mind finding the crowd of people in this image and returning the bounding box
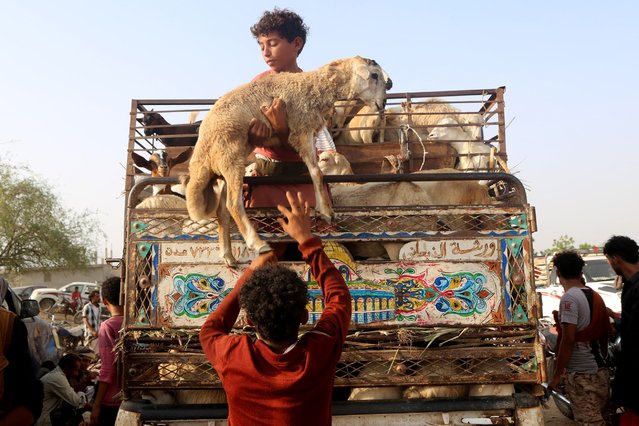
[0,277,123,426]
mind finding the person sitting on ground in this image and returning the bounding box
[548,251,612,425]
[245,8,336,209]
[37,360,57,380]
[37,353,88,426]
[200,192,352,425]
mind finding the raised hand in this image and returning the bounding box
[277,191,313,244]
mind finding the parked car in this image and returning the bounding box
[12,284,47,300]
[536,254,621,317]
[31,281,101,312]
[1,280,60,370]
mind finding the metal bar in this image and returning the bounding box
[496,87,508,159]
[129,172,528,206]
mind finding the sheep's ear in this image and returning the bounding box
[168,147,193,170]
[354,62,371,81]
[132,152,153,171]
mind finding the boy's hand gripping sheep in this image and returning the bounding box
[185,56,391,265]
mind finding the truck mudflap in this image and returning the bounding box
[117,394,542,426]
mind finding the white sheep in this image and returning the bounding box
[384,99,484,143]
[335,105,383,144]
[403,361,469,399]
[428,117,494,171]
[317,151,354,176]
[348,362,405,401]
[330,169,500,260]
[185,57,391,264]
[135,194,186,210]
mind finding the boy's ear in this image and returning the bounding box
[300,308,309,325]
[293,36,303,54]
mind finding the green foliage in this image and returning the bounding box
[542,234,575,256]
[578,243,593,250]
[0,159,99,272]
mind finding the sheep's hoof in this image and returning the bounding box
[258,243,273,254]
[223,254,237,268]
[319,212,334,224]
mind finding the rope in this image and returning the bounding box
[400,124,427,171]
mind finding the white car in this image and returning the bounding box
[536,255,621,318]
[31,281,101,312]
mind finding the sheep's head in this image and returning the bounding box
[428,117,468,142]
[142,110,169,137]
[347,57,391,112]
[318,151,353,176]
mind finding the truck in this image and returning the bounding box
[114,87,545,425]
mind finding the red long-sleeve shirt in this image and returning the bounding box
[199,237,351,426]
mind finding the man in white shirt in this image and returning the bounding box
[82,290,101,350]
[37,353,87,426]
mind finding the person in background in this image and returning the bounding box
[548,251,612,425]
[37,353,87,426]
[37,360,57,380]
[200,192,351,425]
[82,291,101,352]
[245,8,337,209]
[603,235,639,425]
[70,287,82,313]
[0,277,44,425]
[90,277,123,426]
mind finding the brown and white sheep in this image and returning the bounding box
[185,56,391,260]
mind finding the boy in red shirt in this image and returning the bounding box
[200,191,352,425]
[245,8,336,209]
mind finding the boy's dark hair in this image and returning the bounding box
[101,276,121,306]
[89,290,99,299]
[552,251,585,280]
[58,353,81,371]
[250,8,309,54]
[240,264,308,343]
[604,235,639,264]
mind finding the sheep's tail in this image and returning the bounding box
[188,111,199,124]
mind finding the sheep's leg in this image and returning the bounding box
[185,163,213,220]
[294,132,335,223]
[221,167,271,254]
[213,180,236,267]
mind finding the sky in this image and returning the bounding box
[1,1,637,259]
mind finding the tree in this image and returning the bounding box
[578,243,594,251]
[0,159,99,272]
[542,235,575,255]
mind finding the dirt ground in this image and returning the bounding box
[543,399,577,425]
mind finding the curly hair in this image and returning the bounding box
[240,264,308,343]
[552,251,585,280]
[250,8,309,54]
[604,235,639,264]
[101,276,121,307]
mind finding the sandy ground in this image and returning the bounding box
[543,399,577,425]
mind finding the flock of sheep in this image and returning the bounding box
[129,56,513,403]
